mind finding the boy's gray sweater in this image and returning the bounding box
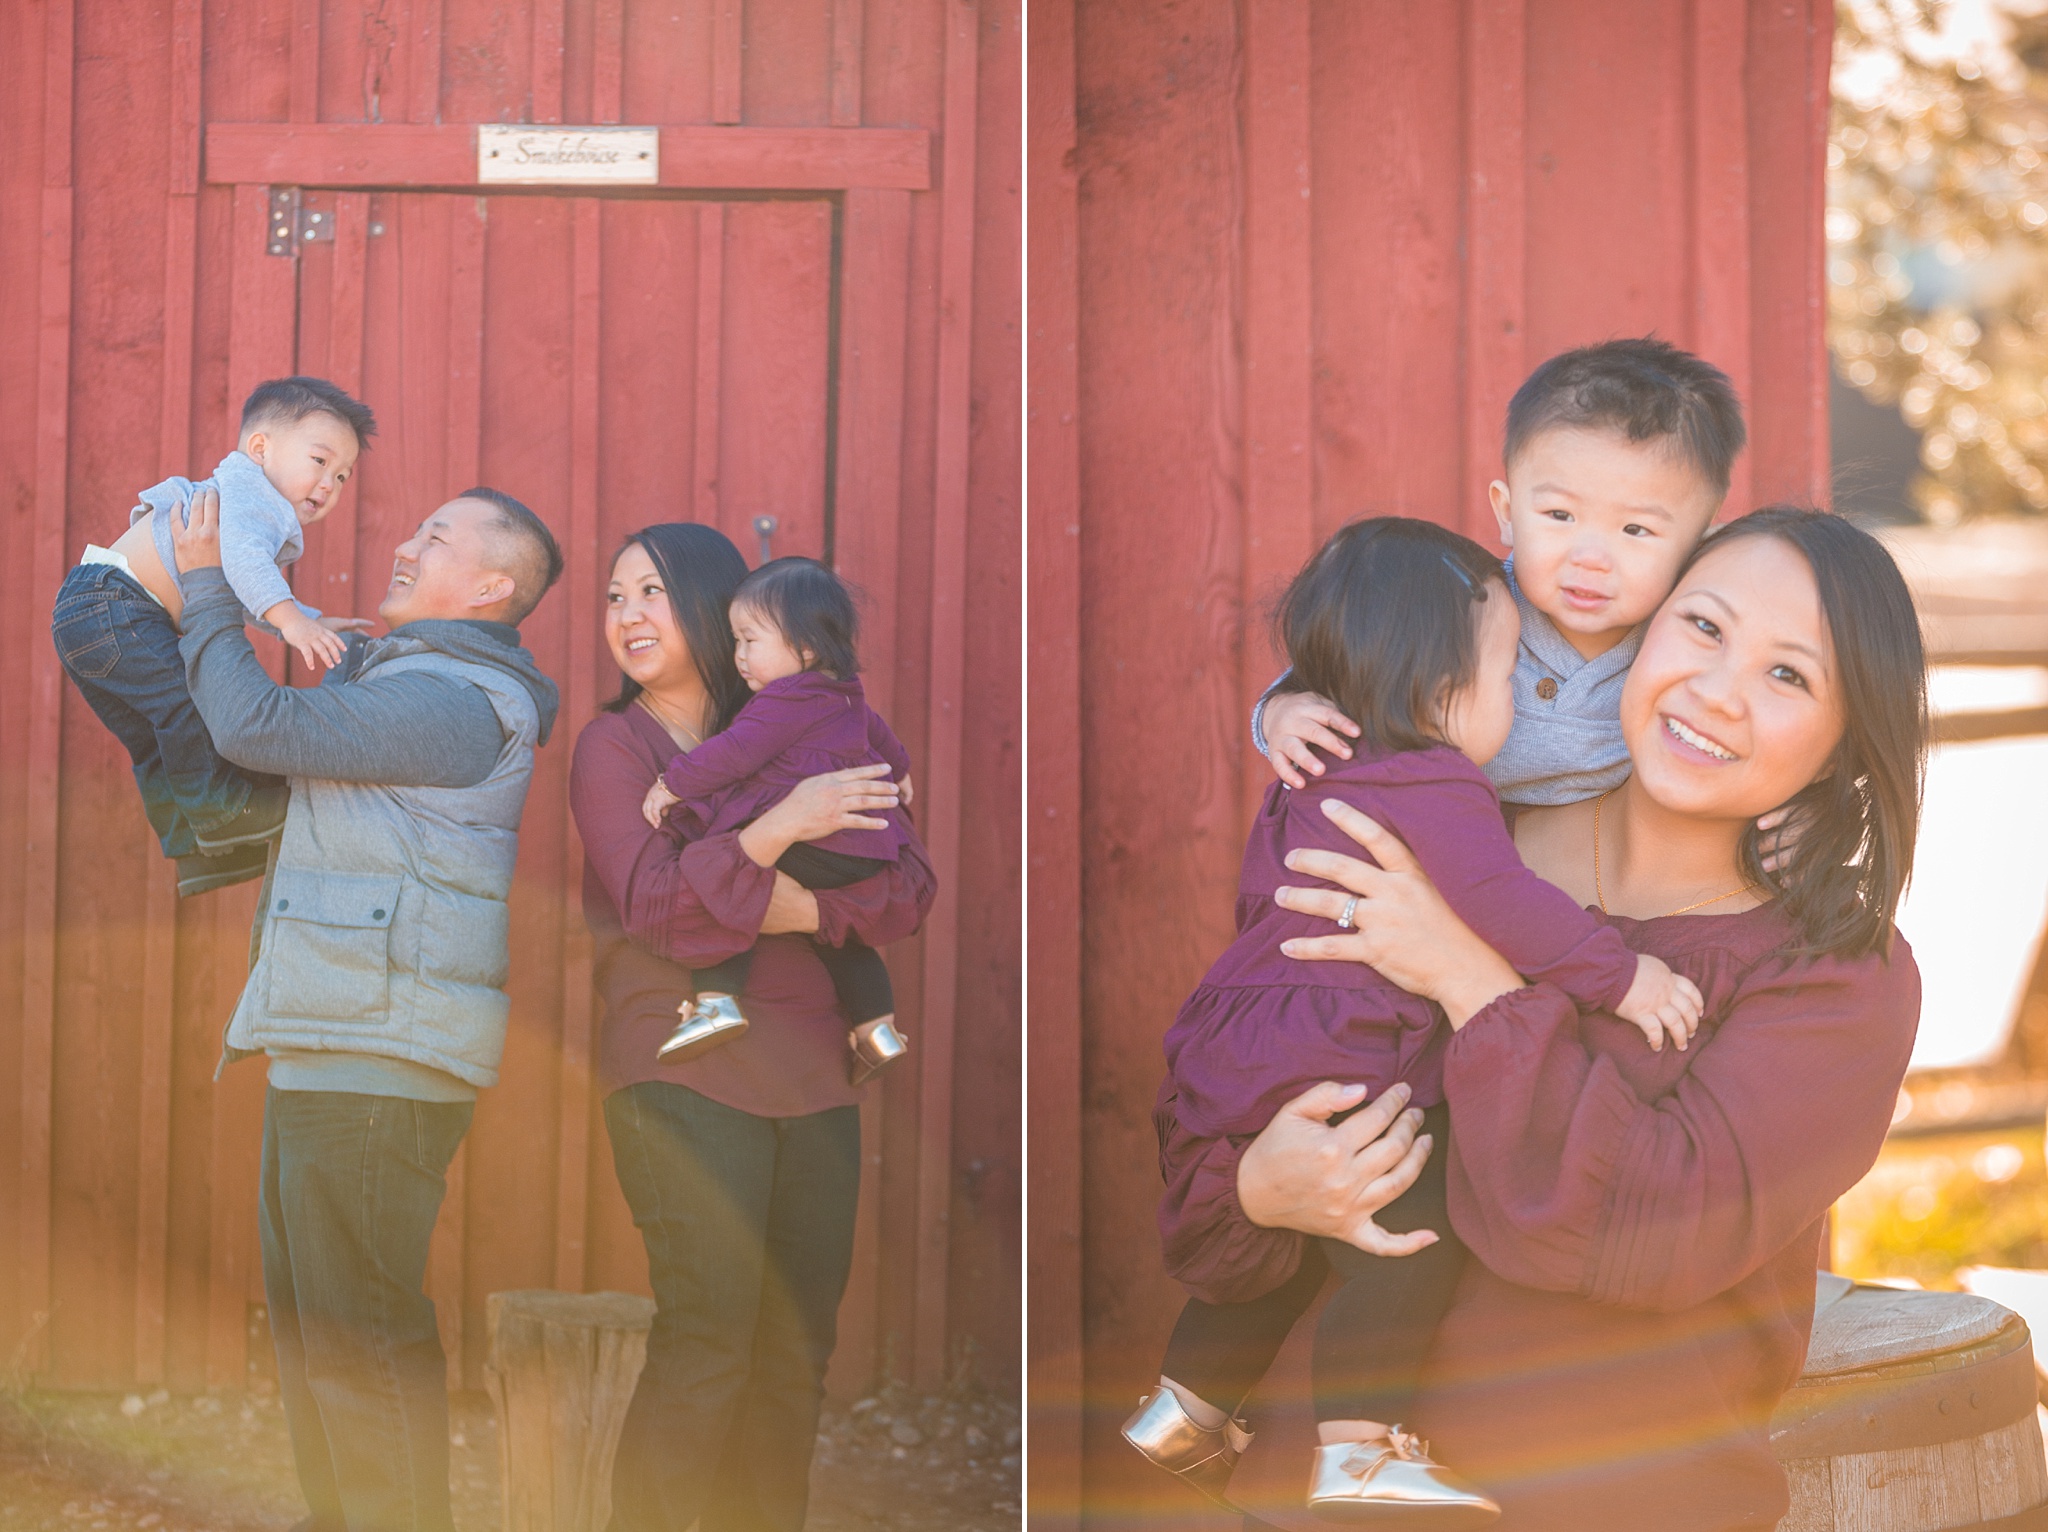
[135,450,319,628]
[179,566,560,1102]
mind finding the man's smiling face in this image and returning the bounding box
[378,498,514,626]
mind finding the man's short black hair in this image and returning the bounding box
[456,486,563,626]
[732,557,862,680]
[240,376,378,448]
[1504,337,1746,494]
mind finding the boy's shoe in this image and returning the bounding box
[176,840,271,898]
[656,992,749,1062]
[1306,1430,1500,1525]
[193,785,290,852]
[847,1016,909,1086]
[1120,1384,1252,1508]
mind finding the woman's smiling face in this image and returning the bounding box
[1620,532,1845,822]
[605,541,693,690]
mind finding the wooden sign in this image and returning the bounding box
[476,125,658,185]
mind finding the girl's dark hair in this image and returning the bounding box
[1272,517,1506,756]
[732,557,861,680]
[601,523,753,735]
[1692,506,1927,960]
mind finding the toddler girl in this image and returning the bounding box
[1128,517,1703,1523]
[641,556,912,1084]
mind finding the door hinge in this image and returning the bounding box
[267,187,336,257]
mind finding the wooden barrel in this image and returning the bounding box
[483,1289,657,1532]
[1772,1275,2048,1531]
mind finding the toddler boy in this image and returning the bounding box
[50,376,376,895]
[1257,338,1745,807]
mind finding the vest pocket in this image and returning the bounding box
[263,867,403,1022]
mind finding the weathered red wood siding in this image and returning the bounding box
[1,0,1018,1399]
[1027,0,1833,1520]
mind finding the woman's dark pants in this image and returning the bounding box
[259,1087,472,1532]
[603,1081,861,1532]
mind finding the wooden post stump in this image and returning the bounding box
[1772,1275,2048,1530]
[484,1290,657,1532]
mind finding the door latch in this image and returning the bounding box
[753,516,778,564]
[267,187,336,257]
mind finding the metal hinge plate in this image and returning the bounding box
[267,187,336,256]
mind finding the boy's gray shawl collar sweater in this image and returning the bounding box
[1482,568,1641,807]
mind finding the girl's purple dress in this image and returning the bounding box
[661,671,910,861]
[1163,742,1642,1139]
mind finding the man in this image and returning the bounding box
[172,485,562,1532]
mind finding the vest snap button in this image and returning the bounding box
[372,909,386,921]
[1535,677,1559,701]
[276,899,289,911]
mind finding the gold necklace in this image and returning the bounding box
[635,692,704,750]
[1593,788,1758,918]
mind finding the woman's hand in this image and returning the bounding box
[1237,1081,1438,1255]
[738,764,901,868]
[1275,798,1523,1027]
[758,871,820,934]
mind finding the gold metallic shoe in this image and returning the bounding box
[1306,1429,1499,1525]
[656,992,749,1062]
[1119,1384,1253,1508]
[847,1016,909,1085]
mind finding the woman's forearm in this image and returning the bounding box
[738,813,799,869]
[1436,947,1526,1028]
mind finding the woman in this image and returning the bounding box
[569,523,934,1532]
[1157,508,1927,1528]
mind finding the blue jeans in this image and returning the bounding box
[602,1082,861,1532]
[259,1087,472,1532]
[50,562,264,858]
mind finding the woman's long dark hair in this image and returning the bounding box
[1271,516,1506,756]
[1696,506,1927,960]
[601,523,753,736]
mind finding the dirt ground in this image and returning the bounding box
[0,1382,1019,1531]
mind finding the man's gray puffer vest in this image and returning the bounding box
[225,623,557,1088]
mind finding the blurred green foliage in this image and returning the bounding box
[1835,1124,2048,1286]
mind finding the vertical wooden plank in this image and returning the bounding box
[1802,0,1831,503]
[553,198,602,1295]
[428,195,486,1387]
[20,0,77,1383]
[310,192,367,618]
[693,206,724,528]
[408,0,443,124]
[822,186,911,1395]
[831,0,864,127]
[1691,0,1751,517]
[713,1,744,124]
[1025,0,1083,1511]
[137,0,205,1368]
[290,0,320,122]
[593,0,625,122]
[1240,0,1314,816]
[910,0,977,1391]
[209,184,299,1389]
[1462,0,1526,544]
[533,0,566,124]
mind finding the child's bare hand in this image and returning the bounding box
[1262,690,1361,789]
[642,777,681,830]
[1755,801,1814,876]
[1616,954,1703,1054]
[319,615,377,636]
[274,609,347,670]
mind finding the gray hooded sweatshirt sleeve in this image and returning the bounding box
[178,567,505,787]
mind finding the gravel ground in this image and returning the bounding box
[0,1382,1019,1531]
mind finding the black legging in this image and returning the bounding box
[1160,1102,1461,1426]
[602,1081,861,1532]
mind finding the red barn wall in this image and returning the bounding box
[1028,0,1833,1519]
[0,0,1018,1398]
